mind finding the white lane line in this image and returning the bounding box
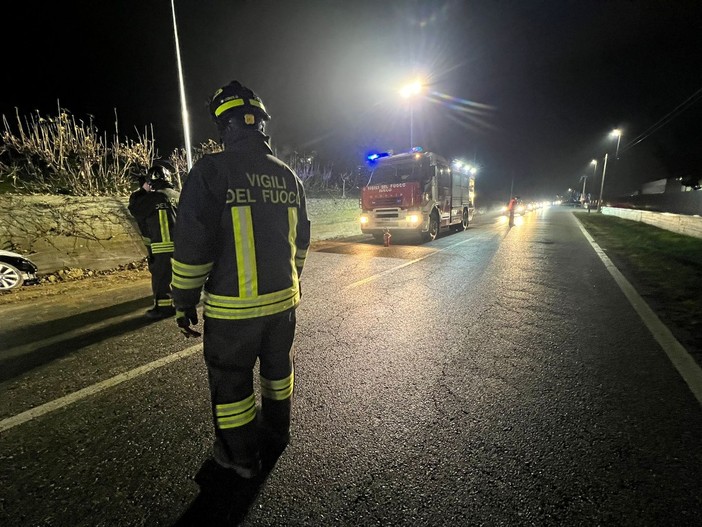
[344,236,477,290]
[0,344,202,434]
[576,220,702,406]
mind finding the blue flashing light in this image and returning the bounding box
[411,146,423,153]
[366,151,391,165]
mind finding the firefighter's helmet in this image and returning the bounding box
[208,80,270,130]
[146,165,172,186]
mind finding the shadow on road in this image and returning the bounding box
[0,307,154,381]
[173,444,286,527]
[1,296,153,349]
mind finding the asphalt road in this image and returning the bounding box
[1,208,701,526]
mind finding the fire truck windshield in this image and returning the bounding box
[369,160,426,185]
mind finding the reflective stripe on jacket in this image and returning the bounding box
[128,187,179,254]
[171,134,311,319]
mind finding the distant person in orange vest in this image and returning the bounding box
[507,196,518,212]
[507,196,519,226]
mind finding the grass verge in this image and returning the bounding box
[576,212,702,355]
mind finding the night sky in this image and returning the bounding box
[3,0,701,203]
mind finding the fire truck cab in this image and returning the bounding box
[359,150,475,242]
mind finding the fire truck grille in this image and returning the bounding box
[372,196,403,207]
[375,208,400,219]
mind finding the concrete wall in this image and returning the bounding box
[0,195,148,274]
[610,189,702,215]
[602,206,702,239]
[0,195,362,275]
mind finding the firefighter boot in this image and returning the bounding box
[213,437,262,480]
[259,397,291,452]
[145,299,176,320]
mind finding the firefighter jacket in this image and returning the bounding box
[171,133,311,320]
[128,186,179,255]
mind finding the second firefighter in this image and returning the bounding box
[128,164,180,320]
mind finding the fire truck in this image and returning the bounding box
[359,149,475,242]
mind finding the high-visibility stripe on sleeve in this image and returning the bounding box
[158,209,171,243]
[295,248,308,269]
[215,394,256,429]
[260,370,294,401]
[288,207,299,286]
[171,259,213,289]
[151,242,174,254]
[232,206,257,298]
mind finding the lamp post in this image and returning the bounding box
[170,0,193,178]
[400,80,423,150]
[611,128,622,159]
[596,153,609,212]
[590,159,597,205]
[580,175,588,205]
[594,129,621,212]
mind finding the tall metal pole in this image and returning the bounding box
[409,103,414,150]
[171,0,193,180]
[615,132,621,160]
[590,159,597,204]
[597,153,609,213]
[580,175,588,204]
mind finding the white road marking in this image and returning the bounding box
[0,344,202,434]
[344,236,477,289]
[576,220,702,406]
[0,231,478,432]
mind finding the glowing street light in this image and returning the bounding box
[400,80,424,149]
[610,128,622,159]
[596,129,622,212]
[399,81,422,98]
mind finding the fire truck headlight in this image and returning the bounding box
[407,214,419,224]
[360,215,369,224]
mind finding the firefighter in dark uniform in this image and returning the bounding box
[128,165,179,320]
[171,80,310,479]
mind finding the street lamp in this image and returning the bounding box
[611,128,622,159]
[590,159,597,204]
[170,0,193,178]
[596,153,609,212]
[400,80,423,150]
[595,129,622,212]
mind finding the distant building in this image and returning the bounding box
[612,176,701,215]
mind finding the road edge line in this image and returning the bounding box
[576,219,702,406]
[0,344,202,434]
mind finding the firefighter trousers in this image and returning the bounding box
[203,310,296,464]
[147,252,173,308]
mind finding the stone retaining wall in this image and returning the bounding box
[1,195,361,275]
[0,195,147,274]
